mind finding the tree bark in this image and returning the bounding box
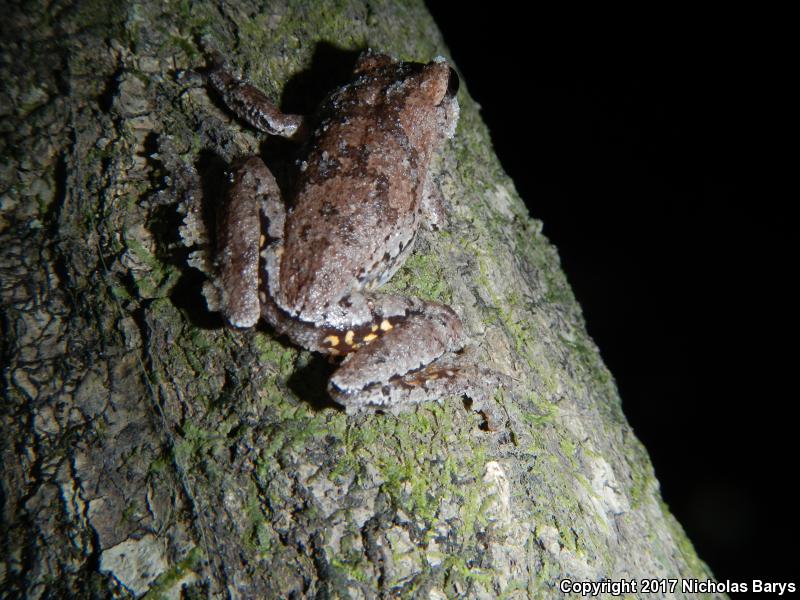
[1,1,721,598]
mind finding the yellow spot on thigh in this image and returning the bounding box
[363,333,378,342]
[371,324,379,332]
[345,330,355,345]
[259,234,266,248]
[380,319,393,331]
[324,335,340,347]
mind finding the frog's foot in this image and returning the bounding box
[312,296,505,413]
[259,292,509,413]
[332,350,510,416]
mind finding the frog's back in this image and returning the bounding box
[276,53,459,322]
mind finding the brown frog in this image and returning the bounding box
[198,50,502,413]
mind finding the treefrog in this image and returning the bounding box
[196,50,502,414]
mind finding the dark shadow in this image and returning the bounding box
[97,66,123,113]
[193,148,229,240]
[278,42,362,115]
[165,149,228,329]
[169,269,224,330]
[259,42,363,202]
[285,352,341,412]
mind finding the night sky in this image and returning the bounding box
[428,6,792,587]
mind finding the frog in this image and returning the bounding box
[195,50,504,414]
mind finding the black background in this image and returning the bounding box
[428,5,793,587]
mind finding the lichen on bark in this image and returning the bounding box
[1,1,721,598]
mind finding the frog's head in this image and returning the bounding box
[354,50,459,101]
[420,56,460,139]
[353,50,461,143]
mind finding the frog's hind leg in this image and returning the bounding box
[326,296,505,413]
[210,156,284,328]
[257,292,506,413]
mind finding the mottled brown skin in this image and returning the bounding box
[278,55,456,323]
[214,157,282,328]
[204,51,503,412]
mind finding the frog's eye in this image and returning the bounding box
[446,67,460,98]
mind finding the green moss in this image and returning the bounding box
[142,546,204,600]
[522,398,557,428]
[623,434,658,509]
[123,231,180,298]
[172,420,231,474]
[499,580,531,599]
[120,500,138,524]
[559,334,613,389]
[240,479,276,557]
[330,556,370,584]
[558,434,577,459]
[452,101,507,191]
[252,334,298,378]
[445,555,496,586]
[109,284,133,301]
[383,250,454,303]
[627,465,652,508]
[328,452,359,481]
[148,452,172,476]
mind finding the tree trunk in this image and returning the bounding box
[1,1,721,598]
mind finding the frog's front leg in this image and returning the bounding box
[206,64,307,140]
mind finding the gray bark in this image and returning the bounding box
[1,1,720,598]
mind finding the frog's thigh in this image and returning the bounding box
[328,299,464,399]
[216,156,282,328]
